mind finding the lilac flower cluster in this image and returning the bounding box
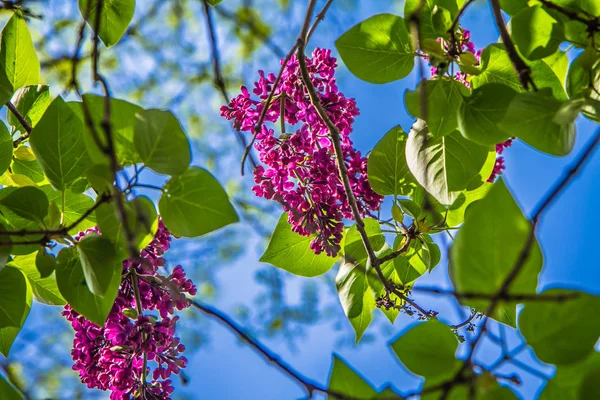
[488,139,514,182]
[63,221,196,399]
[429,30,511,182]
[221,48,382,256]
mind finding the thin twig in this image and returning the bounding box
[6,101,32,146]
[0,192,111,237]
[191,300,375,400]
[201,0,257,170]
[490,0,537,90]
[414,287,581,302]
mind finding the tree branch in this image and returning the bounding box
[6,101,32,146]
[201,0,258,171]
[414,287,581,302]
[490,0,537,90]
[191,300,378,400]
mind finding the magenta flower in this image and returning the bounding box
[221,48,382,256]
[63,221,196,399]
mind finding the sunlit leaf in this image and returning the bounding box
[335,14,413,84]
[259,213,337,277]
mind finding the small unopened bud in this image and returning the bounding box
[122,308,138,319]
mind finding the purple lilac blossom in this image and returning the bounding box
[221,48,382,256]
[63,221,196,399]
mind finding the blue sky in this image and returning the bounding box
[6,1,600,399]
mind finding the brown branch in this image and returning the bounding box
[450,310,478,329]
[295,1,431,319]
[0,192,111,238]
[414,287,581,302]
[490,0,537,90]
[306,0,335,43]
[539,0,599,27]
[447,0,475,56]
[6,101,32,146]
[0,0,41,19]
[191,300,379,400]
[201,0,257,171]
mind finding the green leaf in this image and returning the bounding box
[450,179,543,326]
[0,12,40,105]
[12,252,65,306]
[336,220,384,342]
[0,122,13,176]
[445,182,493,228]
[12,159,45,184]
[134,109,191,176]
[550,0,600,17]
[0,375,21,400]
[39,186,96,234]
[457,83,517,146]
[55,246,120,326]
[336,259,375,343]
[76,94,143,166]
[8,85,50,133]
[29,96,92,190]
[77,234,120,297]
[404,0,437,40]
[391,204,404,222]
[499,0,528,16]
[432,6,453,37]
[398,199,421,219]
[579,361,600,399]
[472,43,567,100]
[367,126,416,196]
[543,51,569,84]
[0,186,48,224]
[499,89,575,156]
[12,146,34,161]
[96,195,157,252]
[0,189,43,255]
[327,355,380,399]
[34,248,56,278]
[78,0,135,47]
[0,266,28,328]
[159,167,238,237]
[511,6,564,60]
[406,121,490,206]
[259,213,337,277]
[0,266,31,357]
[391,320,460,385]
[343,219,385,266]
[335,14,414,84]
[392,235,439,284]
[207,0,223,5]
[405,78,469,138]
[519,289,600,365]
[84,164,113,194]
[540,352,600,399]
[365,244,403,323]
[566,48,600,123]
